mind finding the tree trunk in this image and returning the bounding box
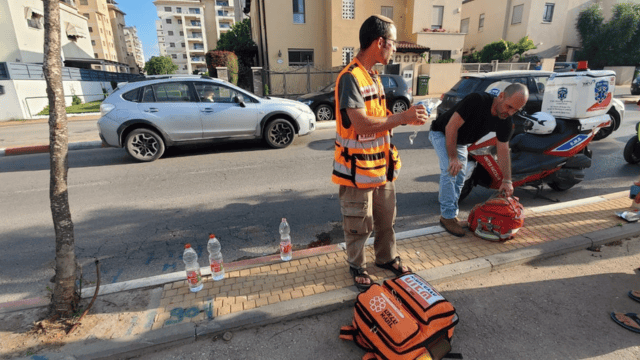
[43,0,79,316]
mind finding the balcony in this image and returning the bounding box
[191,45,205,53]
[217,11,234,18]
[187,21,202,27]
[190,56,205,63]
[215,1,233,8]
[187,34,204,42]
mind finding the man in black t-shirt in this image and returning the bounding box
[429,83,528,237]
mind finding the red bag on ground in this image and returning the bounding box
[467,194,524,241]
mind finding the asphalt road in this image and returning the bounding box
[0,99,639,304]
[138,236,640,360]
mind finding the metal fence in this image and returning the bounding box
[264,64,342,99]
[0,62,142,82]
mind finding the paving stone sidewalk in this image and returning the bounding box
[151,192,634,330]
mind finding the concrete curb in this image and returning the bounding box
[0,140,104,157]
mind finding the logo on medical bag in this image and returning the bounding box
[594,80,608,103]
[370,296,387,313]
[557,87,568,101]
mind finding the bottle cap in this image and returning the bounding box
[184,243,191,249]
[209,234,215,238]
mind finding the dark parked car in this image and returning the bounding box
[297,74,413,121]
[632,74,640,95]
[437,70,624,140]
[553,62,578,73]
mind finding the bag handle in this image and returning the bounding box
[487,190,519,215]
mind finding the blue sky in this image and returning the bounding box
[115,0,160,61]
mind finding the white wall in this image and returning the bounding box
[0,79,113,121]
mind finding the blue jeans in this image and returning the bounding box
[429,130,468,219]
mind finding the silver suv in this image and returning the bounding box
[98,75,316,162]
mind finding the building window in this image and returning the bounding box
[342,0,355,20]
[478,13,485,32]
[26,9,44,29]
[460,18,469,33]
[172,54,177,59]
[80,0,88,4]
[88,26,93,32]
[293,0,305,24]
[543,3,555,22]
[183,54,187,59]
[180,31,184,36]
[288,49,314,66]
[94,53,98,58]
[432,6,444,29]
[177,7,182,13]
[166,19,172,24]
[342,47,354,65]
[189,8,200,14]
[182,42,185,47]
[91,40,96,45]
[168,31,174,36]
[83,13,90,18]
[430,50,451,62]
[512,4,523,24]
[170,42,175,47]
[381,6,393,20]
[164,6,171,11]
[178,19,182,24]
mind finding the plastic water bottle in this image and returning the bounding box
[183,244,203,292]
[207,234,225,281]
[279,218,292,261]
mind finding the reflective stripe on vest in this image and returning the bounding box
[332,58,401,189]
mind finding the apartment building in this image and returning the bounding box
[106,0,135,73]
[460,0,630,62]
[249,0,466,71]
[77,0,131,72]
[124,26,145,72]
[154,0,242,74]
[0,0,95,66]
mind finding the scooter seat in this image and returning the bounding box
[510,119,578,154]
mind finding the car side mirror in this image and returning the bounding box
[234,94,246,107]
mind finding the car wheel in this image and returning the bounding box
[391,99,409,114]
[265,119,295,149]
[593,110,618,141]
[314,104,334,121]
[125,128,165,162]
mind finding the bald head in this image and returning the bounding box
[494,83,529,119]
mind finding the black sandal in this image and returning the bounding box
[349,266,374,292]
[375,256,412,277]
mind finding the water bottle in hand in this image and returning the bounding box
[279,218,292,261]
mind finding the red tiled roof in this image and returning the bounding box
[396,41,430,53]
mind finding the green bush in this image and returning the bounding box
[72,95,82,106]
[206,50,239,85]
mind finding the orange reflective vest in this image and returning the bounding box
[332,58,401,188]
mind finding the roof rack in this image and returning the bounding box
[128,74,215,82]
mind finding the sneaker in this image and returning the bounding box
[440,217,465,237]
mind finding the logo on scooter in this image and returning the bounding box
[594,80,608,103]
[488,88,501,96]
[557,87,568,101]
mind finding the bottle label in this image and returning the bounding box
[186,270,202,285]
[280,242,292,254]
[210,260,224,273]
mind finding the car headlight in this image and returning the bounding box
[299,99,314,106]
[100,103,115,117]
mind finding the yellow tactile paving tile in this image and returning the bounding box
[153,195,634,329]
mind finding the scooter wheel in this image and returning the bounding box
[623,137,640,164]
[548,181,576,192]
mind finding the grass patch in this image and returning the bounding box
[38,100,102,115]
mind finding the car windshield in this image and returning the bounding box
[450,77,482,96]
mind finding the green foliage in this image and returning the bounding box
[576,3,640,67]
[432,58,455,64]
[264,83,269,96]
[110,80,118,90]
[38,100,102,115]
[216,18,258,89]
[144,56,178,75]
[463,36,536,63]
[72,94,82,106]
[206,50,239,85]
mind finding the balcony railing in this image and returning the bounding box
[188,9,201,14]
[219,23,231,29]
[190,21,201,26]
[217,11,234,17]
[190,57,205,62]
[216,1,230,7]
